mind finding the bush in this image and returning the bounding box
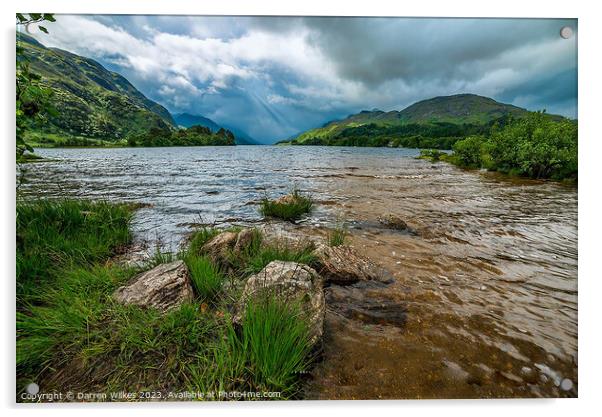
[447,113,578,180]
[259,189,313,221]
[452,135,486,167]
[488,112,577,179]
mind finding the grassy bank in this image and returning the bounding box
[17,200,318,400]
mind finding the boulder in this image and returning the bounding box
[234,261,325,346]
[201,231,238,263]
[233,228,258,254]
[258,224,319,251]
[113,260,193,313]
[313,244,394,285]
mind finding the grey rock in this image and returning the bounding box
[113,260,193,313]
[201,231,238,261]
[233,228,258,254]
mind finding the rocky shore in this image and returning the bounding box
[113,225,398,358]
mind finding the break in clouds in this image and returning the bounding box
[29,15,578,143]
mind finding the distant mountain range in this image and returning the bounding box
[289,94,564,145]
[173,113,259,145]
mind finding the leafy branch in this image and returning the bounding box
[16,13,56,162]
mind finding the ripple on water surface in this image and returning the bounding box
[20,145,577,398]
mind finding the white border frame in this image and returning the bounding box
[2,1,599,416]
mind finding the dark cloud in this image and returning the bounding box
[31,15,577,143]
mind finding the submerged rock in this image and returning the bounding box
[377,214,410,231]
[326,282,407,327]
[313,244,394,285]
[112,260,193,313]
[234,260,325,346]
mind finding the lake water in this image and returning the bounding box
[19,145,578,398]
[19,146,419,250]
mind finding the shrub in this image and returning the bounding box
[488,112,577,179]
[418,149,446,162]
[452,135,486,167]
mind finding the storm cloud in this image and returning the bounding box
[27,15,577,143]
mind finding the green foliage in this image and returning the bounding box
[418,149,447,162]
[260,189,313,221]
[16,264,135,371]
[187,226,221,255]
[16,200,133,303]
[16,14,56,161]
[127,125,235,147]
[191,227,316,276]
[291,123,470,149]
[243,243,317,276]
[185,255,225,302]
[452,135,487,168]
[449,112,578,180]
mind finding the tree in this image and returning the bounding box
[16,13,56,161]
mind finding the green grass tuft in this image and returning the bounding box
[186,226,220,255]
[238,296,314,394]
[244,243,317,275]
[185,255,226,303]
[327,223,348,247]
[259,188,313,222]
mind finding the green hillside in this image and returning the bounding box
[18,33,175,143]
[288,94,563,149]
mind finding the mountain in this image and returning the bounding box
[291,94,561,145]
[173,112,259,145]
[173,113,221,132]
[18,33,174,141]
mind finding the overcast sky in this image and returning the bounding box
[29,15,577,143]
